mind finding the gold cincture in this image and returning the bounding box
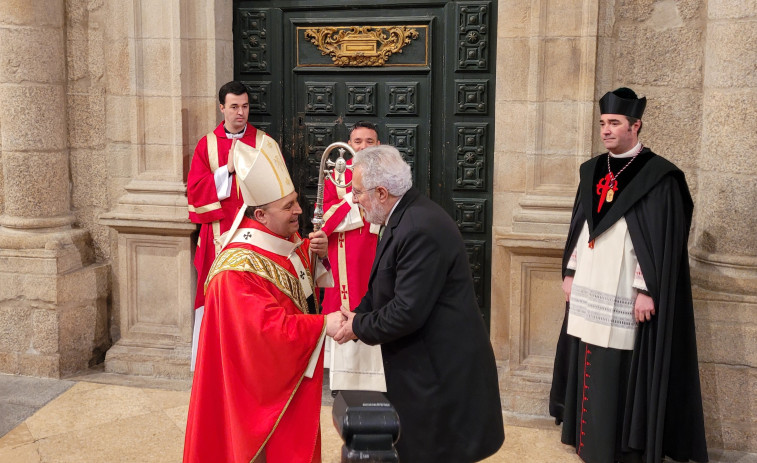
[304,26,419,67]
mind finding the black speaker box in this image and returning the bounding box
[332,390,401,462]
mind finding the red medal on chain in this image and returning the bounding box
[595,173,618,213]
[595,144,643,213]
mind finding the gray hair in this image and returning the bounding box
[352,145,412,196]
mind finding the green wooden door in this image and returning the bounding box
[233,0,496,326]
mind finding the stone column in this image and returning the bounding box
[99,0,232,379]
[0,1,108,377]
[492,0,600,421]
[689,2,757,452]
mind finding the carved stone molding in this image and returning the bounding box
[100,180,196,379]
[304,26,419,67]
[512,195,574,235]
[689,248,757,296]
[100,181,197,234]
[103,231,193,379]
[493,229,566,419]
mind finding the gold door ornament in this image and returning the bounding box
[304,26,419,67]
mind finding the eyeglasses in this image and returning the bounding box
[352,187,377,198]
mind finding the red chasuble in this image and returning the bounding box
[320,159,378,314]
[186,122,258,309]
[184,219,326,463]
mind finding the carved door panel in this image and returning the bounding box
[291,23,432,213]
[233,1,496,326]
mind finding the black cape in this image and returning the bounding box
[549,149,708,463]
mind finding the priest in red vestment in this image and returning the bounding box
[184,136,344,463]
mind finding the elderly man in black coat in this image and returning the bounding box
[334,145,505,462]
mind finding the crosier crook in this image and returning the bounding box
[311,142,357,313]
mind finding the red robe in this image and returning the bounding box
[320,160,378,314]
[187,122,258,309]
[184,218,326,463]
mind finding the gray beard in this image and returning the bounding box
[359,199,387,225]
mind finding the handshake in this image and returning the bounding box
[325,306,358,344]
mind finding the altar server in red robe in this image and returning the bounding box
[184,136,344,463]
[187,81,265,369]
[321,121,385,393]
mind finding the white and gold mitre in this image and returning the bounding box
[234,134,294,206]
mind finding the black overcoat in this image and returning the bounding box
[353,188,505,463]
[549,151,708,463]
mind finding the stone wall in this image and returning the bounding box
[493,0,757,454]
[0,0,234,379]
[691,1,757,452]
[0,0,754,455]
[0,0,109,377]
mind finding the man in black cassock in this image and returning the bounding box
[549,88,708,463]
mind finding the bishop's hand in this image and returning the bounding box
[325,312,346,338]
[308,230,328,258]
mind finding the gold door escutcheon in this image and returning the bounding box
[304,26,419,67]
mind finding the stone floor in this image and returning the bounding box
[0,371,754,463]
[0,375,75,438]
